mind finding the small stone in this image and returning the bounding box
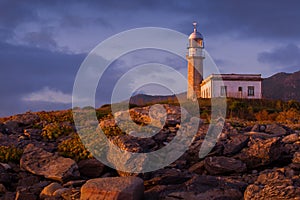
[259,125,266,132]
[0,163,11,170]
[40,182,63,199]
[282,133,299,144]
[63,180,86,188]
[53,188,71,197]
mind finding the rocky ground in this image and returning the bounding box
[0,105,299,199]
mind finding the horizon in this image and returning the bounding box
[1,0,300,116]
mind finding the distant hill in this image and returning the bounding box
[129,94,180,106]
[263,70,300,101]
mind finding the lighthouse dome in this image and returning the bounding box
[189,30,203,40]
[189,22,203,40]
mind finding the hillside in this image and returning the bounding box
[263,70,300,101]
[0,103,299,199]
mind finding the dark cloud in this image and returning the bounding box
[258,44,300,67]
[0,41,85,116]
[2,0,300,41]
[0,1,37,28]
[1,0,300,116]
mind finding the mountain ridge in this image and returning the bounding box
[263,70,300,101]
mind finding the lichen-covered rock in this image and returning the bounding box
[236,137,282,169]
[80,177,144,200]
[20,144,80,182]
[244,168,300,200]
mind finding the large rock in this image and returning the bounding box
[244,168,300,199]
[20,144,79,182]
[107,134,158,177]
[80,177,144,200]
[179,175,247,199]
[223,134,249,155]
[78,159,106,178]
[145,168,192,187]
[265,123,287,136]
[204,156,247,175]
[236,137,282,169]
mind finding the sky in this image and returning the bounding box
[0,0,300,116]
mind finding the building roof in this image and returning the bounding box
[201,74,262,85]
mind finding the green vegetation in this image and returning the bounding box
[42,122,74,140]
[58,134,93,161]
[37,110,74,124]
[101,125,124,136]
[0,146,23,163]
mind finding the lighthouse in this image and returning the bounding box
[187,22,205,100]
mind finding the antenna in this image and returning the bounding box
[193,22,197,31]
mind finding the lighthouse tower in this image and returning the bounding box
[187,22,205,100]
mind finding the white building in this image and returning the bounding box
[200,74,262,99]
[187,23,262,100]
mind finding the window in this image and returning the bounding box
[238,87,242,92]
[248,86,254,96]
[220,86,227,96]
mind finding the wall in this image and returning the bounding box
[201,79,262,99]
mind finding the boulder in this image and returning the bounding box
[204,156,247,175]
[107,135,158,177]
[223,134,249,155]
[184,175,247,196]
[20,144,80,182]
[244,168,300,199]
[236,137,282,169]
[80,177,144,200]
[145,168,192,187]
[78,159,106,178]
[265,124,287,136]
